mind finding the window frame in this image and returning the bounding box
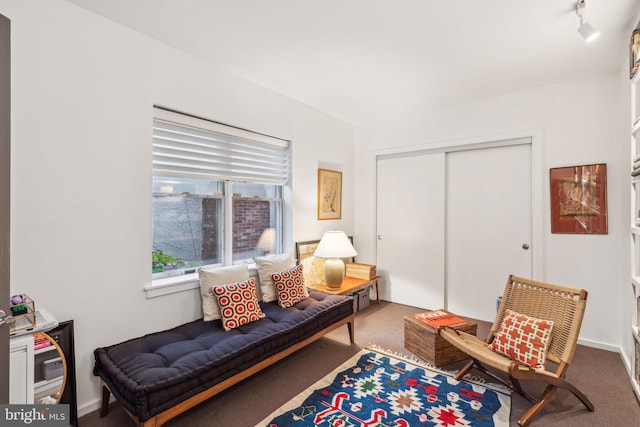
[151,186,225,280]
[146,107,291,298]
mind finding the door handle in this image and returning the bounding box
[522,243,530,250]
[377,235,382,240]
[0,309,13,325]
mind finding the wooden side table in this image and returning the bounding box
[311,276,380,304]
[404,310,477,366]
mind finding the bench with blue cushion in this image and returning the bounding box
[93,289,354,426]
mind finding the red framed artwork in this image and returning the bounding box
[550,164,607,234]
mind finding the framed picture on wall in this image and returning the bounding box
[630,24,640,79]
[550,163,607,234]
[317,168,342,220]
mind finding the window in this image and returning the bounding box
[152,107,290,279]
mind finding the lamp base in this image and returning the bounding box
[324,258,345,290]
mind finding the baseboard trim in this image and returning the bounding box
[564,339,633,393]
[78,396,113,419]
[577,337,619,353]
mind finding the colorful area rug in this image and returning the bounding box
[259,347,510,427]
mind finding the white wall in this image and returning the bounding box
[354,73,626,351]
[4,0,637,416]
[1,0,354,415]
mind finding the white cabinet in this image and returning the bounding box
[9,319,66,405]
[9,334,34,404]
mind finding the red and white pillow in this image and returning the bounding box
[211,278,265,331]
[489,309,554,369]
[272,264,309,308]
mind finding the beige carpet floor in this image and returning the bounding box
[81,301,640,426]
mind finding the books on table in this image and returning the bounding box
[413,309,466,328]
[345,263,376,280]
[33,332,53,351]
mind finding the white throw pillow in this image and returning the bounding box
[253,253,295,303]
[198,263,249,321]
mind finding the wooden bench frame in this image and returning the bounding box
[100,313,355,427]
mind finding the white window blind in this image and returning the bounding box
[153,107,290,185]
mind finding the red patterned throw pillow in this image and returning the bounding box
[272,264,309,308]
[489,309,554,369]
[212,279,265,331]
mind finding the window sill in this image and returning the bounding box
[145,264,260,298]
[145,273,200,298]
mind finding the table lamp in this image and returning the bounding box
[313,231,357,290]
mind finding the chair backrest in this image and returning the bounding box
[491,275,588,367]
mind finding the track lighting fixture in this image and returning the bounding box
[576,0,599,42]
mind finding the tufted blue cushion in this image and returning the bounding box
[93,290,352,421]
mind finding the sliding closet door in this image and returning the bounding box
[446,143,532,321]
[376,152,445,309]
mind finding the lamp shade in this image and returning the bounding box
[313,231,357,259]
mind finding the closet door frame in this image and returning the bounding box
[371,130,544,292]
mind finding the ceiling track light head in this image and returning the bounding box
[575,0,599,42]
[578,22,599,42]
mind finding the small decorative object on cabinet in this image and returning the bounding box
[630,18,640,402]
[8,294,36,333]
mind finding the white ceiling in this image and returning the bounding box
[66,0,639,125]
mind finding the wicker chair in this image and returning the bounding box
[438,275,594,426]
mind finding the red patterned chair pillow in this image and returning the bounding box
[272,264,309,308]
[489,309,554,369]
[212,278,265,331]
